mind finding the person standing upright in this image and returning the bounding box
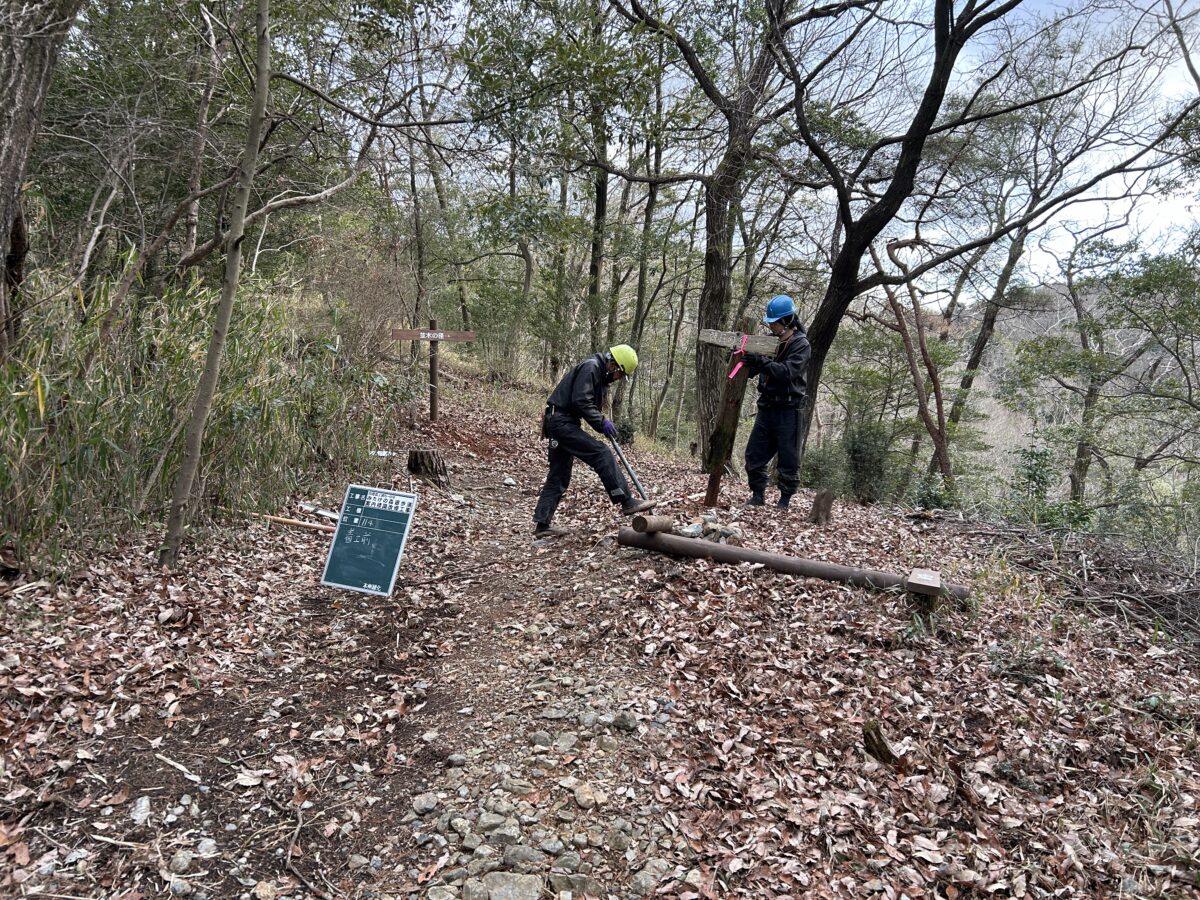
[738,295,811,509]
[533,345,655,536]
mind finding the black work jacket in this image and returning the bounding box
[746,327,811,409]
[546,354,610,432]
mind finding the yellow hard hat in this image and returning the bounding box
[609,344,638,374]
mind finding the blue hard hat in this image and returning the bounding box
[763,294,796,323]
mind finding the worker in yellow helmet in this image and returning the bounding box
[533,345,655,536]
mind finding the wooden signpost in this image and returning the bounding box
[698,323,778,506]
[390,319,476,422]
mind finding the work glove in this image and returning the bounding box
[602,418,617,438]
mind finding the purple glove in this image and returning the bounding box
[602,419,617,438]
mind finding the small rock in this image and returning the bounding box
[501,777,535,796]
[595,734,619,752]
[169,878,192,896]
[503,844,547,867]
[573,784,597,810]
[463,880,489,900]
[541,706,571,720]
[413,793,439,815]
[482,871,543,900]
[130,796,152,825]
[613,711,638,732]
[503,477,518,487]
[252,883,277,900]
[491,823,522,846]
[169,850,194,874]
[605,830,631,852]
[447,754,468,768]
[530,730,553,747]
[478,812,506,832]
[348,854,370,869]
[630,858,672,896]
[426,888,456,900]
[554,851,581,872]
[553,732,578,752]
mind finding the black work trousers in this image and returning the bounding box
[745,405,800,497]
[533,414,631,526]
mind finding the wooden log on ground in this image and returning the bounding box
[263,514,335,533]
[617,527,971,600]
[631,514,674,534]
[408,448,450,488]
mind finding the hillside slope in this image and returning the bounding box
[1,372,1197,899]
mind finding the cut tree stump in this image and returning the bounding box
[408,448,450,488]
[809,488,834,525]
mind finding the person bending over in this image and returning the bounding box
[533,344,655,536]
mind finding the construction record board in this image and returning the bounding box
[321,485,417,596]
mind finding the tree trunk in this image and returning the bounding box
[586,101,608,353]
[550,164,570,378]
[408,135,428,363]
[161,0,271,568]
[672,351,690,453]
[933,227,1028,476]
[1069,381,1101,502]
[179,10,223,264]
[3,209,27,348]
[650,280,688,440]
[796,0,978,453]
[0,0,86,358]
[695,161,746,461]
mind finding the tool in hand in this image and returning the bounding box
[608,435,649,500]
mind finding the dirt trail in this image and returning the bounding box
[1,395,704,900]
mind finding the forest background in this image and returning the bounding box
[2,0,1200,570]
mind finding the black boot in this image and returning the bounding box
[777,493,792,509]
[745,492,765,507]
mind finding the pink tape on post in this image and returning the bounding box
[728,334,749,379]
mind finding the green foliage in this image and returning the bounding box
[842,417,893,505]
[0,273,412,570]
[1005,446,1092,530]
[800,442,848,495]
[914,472,957,510]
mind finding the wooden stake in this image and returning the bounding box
[703,317,755,506]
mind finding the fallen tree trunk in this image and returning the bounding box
[617,527,970,600]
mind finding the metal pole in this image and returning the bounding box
[609,435,648,500]
[617,528,971,600]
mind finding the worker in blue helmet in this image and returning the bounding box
[734,295,811,508]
